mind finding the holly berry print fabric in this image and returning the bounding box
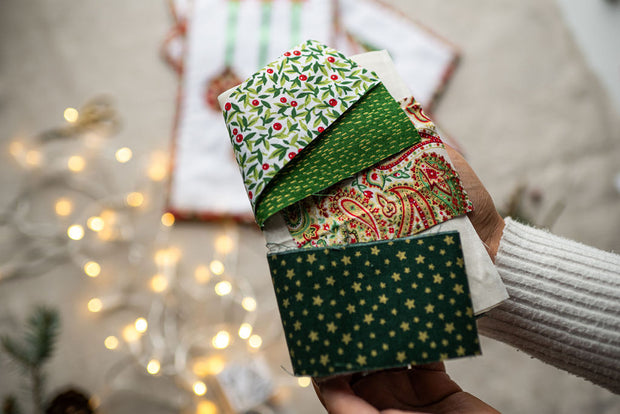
[222,40,380,215]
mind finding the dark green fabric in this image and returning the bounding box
[255,83,420,226]
[267,232,480,377]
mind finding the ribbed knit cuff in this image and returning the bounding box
[478,217,620,394]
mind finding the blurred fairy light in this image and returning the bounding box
[161,212,175,227]
[115,147,133,163]
[83,261,101,278]
[147,359,161,375]
[122,324,140,342]
[134,317,148,333]
[126,192,144,207]
[67,155,85,172]
[87,216,105,232]
[193,381,207,396]
[150,274,168,293]
[297,377,311,388]
[214,234,234,254]
[63,107,79,123]
[192,356,226,377]
[238,323,252,339]
[55,198,73,216]
[67,224,85,240]
[154,247,181,266]
[87,298,103,313]
[9,141,24,158]
[147,152,168,182]
[25,150,42,167]
[214,281,232,296]
[248,334,262,349]
[212,331,230,349]
[241,297,257,312]
[104,335,119,350]
[196,400,217,414]
[209,260,224,275]
[194,265,211,284]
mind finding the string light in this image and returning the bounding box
[150,274,168,293]
[9,141,24,158]
[25,150,42,167]
[134,317,148,333]
[241,297,257,312]
[87,216,105,232]
[192,356,226,377]
[147,151,168,182]
[55,198,73,216]
[248,334,262,349]
[104,335,119,350]
[194,265,211,284]
[87,298,103,313]
[67,224,84,240]
[297,377,311,388]
[214,234,234,254]
[212,331,230,349]
[122,324,140,342]
[193,381,207,396]
[146,359,161,375]
[67,155,85,172]
[209,260,225,275]
[114,147,133,163]
[196,400,218,414]
[214,281,232,296]
[161,212,175,227]
[238,323,252,339]
[126,192,144,207]
[64,107,79,123]
[83,261,101,278]
[154,248,181,266]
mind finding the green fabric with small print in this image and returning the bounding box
[266,231,480,377]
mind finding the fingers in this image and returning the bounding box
[315,376,379,414]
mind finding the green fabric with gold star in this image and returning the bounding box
[267,231,480,377]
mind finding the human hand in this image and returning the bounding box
[314,362,498,413]
[444,146,505,261]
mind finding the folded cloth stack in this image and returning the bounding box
[219,40,508,377]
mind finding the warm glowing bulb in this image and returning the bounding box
[122,324,140,342]
[154,248,181,265]
[67,224,84,240]
[212,331,230,349]
[87,216,104,232]
[67,155,85,172]
[147,359,161,375]
[297,377,311,388]
[241,297,257,312]
[55,198,73,216]
[196,400,218,414]
[209,260,224,275]
[214,281,232,296]
[9,141,24,158]
[150,274,168,292]
[193,381,207,396]
[83,261,101,277]
[126,192,144,207]
[115,147,133,163]
[194,265,211,284]
[134,317,148,333]
[161,212,175,227]
[248,334,262,349]
[88,298,103,313]
[104,335,119,350]
[147,163,167,181]
[64,107,79,123]
[193,356,226,377]
[238,323,252,339]
[214,235,234,254]
[25,150,42,166]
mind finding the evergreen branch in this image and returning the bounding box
[25,306,60,365]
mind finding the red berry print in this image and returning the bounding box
[330,74,338,80]
[291,101,298,107]
[363,191,372,198]
[232,128,238,135]
[288,152,296,159]
[273,122,282,130]
[249,191,253,199]
[297,147,303,153]
[262,163,269,170]
[224,102,231,111]
[267,68,273,74]
[280,97,287,103]
[318,126,325,133]
[284,52,291,57]
[327,56,335,63]
[329,99,338,106]
[252,100,259,106]
[235,134,243,143]
[293,50,301,56]
[299,74,307,81]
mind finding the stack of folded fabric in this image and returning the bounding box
[219,40,507,377]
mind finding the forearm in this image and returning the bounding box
[477,217,620,394]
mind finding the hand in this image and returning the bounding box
[314,363,499,413]
[444,146,505,261]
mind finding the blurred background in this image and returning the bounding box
[0,0,619,413]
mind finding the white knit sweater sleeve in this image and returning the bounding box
[477,217,620,394]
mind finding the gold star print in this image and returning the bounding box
[456,257,464,268]
[370,350,377,357]
[445,323,455,334]
[331,260,337,267]
[346,303,356,314]
[286,269,295,279]
[384,258,390,265]
[428,264,435,270]
[293,321,302,331]
[380,282,386,288]
[280,259,286,266]
[357,272,365,279]
[433,274,443,284]
[356,355,367,366]
[326,276,335,286]
[396,351,407,362]
[382,343,389,350]
[306,270,313,277]
[308,331,319,342]
[320,354,330,366]
[439,249,446,255]
[296,256,302,263]
[443,235,454,245]
[312,295,324,306]
[456,346,466,356]
[326,322,337,333]
[295,292,304,301]
[400,322,410,332]
[405,299,415,309]
[425,303,435,313]
[389,330,396,337]
[364,260,371,266]
[343,270,350,277]
[306,253,317,264]
[378,294,388,304]
[453,284,464,294]
[391,272,401,282]
[371,304,378,311]
[415,254,425,264]
[366,285,373,292]
[363,313,375,325]
[352,282,362,292]
[370,246,380,255]
[342,333,352,344]
[396,251,407,260]
[323,249,329,255]
[404,267,410,274]
[428,245,435,251]
[355,251,362,257]
[418,331,429,342]
[283,299,290,308]
[374,269,381,275]
[466,307,473,318]
[313,283,320,290]
[341,255,351,265]
[426,322,433,329]
[391,308,398,315]
[446,261,453,267]
[318,313,325,320]
[319,265,325,271]
[440,353,449,360]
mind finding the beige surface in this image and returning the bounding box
[1,0,619,413]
